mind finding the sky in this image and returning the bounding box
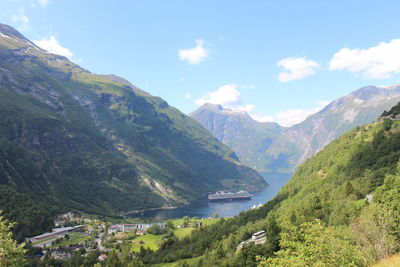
[1,0,400,127]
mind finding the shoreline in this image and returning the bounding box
[121,206,178,218]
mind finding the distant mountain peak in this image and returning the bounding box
[0,23,38,48]
[192,83,400,173]
[193,103,252,118]
[349,84,400,100]
[377,84,400,90]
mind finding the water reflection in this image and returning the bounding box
[129,172,291,221]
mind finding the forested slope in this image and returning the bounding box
[0,23,265,238]
[144,103,400,266]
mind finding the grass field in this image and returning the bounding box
[131,234,163,252]
[32,236,58,246]
[173,228,193,239]
[51,232,93,248]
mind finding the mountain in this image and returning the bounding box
[189,104,283,169]
[191,85,400,173]
[143,103,400,266]
[0,24,265,236]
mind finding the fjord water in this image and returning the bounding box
[130,172,292,221]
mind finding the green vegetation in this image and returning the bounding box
[131,234,163,252]
[153,256,204,267]
[0,185,54,240]
[169,217,220,227]
[173,228,193,239]
[136,113,400,266]
[382,101,400,117]
[0,23,265,238]
[259,220,364,267]
[0,214,26,267]
[50,232,93,248]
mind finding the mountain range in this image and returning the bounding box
[191,85,400,173]
[0,24,265,236]
[144,99,400,267]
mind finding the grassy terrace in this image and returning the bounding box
[173,228,193,239]
[50,232,94,248]
[130,217,220,253]
[131,234,163,252]
[32,236,58,246]
[130,229,196,252]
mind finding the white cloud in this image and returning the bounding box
[179,39,208,65]
[38,0,50,7]
[237,104,255,113]
[277,57,320,82]
[194,84,255,113]
[329,39,400,79]
[185,92,192,99]
[33,36,74,60]
[194,83,330,127]
[252,100,330,127]
[12,12,30,32]
[195,84,242,106]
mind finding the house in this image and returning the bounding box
[252,230,266,245]
[377,114,400,123]
[108,223,165,234]
[136,230,145,235]
[87,227,94,235]
[52,251,71,260]
[98,254,108,261]
[236,230,267,251]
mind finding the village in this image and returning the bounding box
[24,211,267,262]
[24,212,225,261]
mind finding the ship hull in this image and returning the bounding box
[208,195,253,201]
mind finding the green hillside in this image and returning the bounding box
[143,103,400,266]
[0,24,265,238]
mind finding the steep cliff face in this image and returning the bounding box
[0,23,266,226]
[190,104,283,169]
[191,86,400,173]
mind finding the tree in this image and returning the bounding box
[182,216,190,227]
[106,249,121,267]
[351,203,398,263]
[213,212,219,219]
[0,213,26,267]
[147,225,161,235]
[165,220,175,230]
[345,181,355,196]
[259,220,365,267]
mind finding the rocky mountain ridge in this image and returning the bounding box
[191,85,400,173]
[0,23,266,235]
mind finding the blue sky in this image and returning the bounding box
[1,0,400,126]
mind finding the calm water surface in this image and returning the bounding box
[130,172,292,221]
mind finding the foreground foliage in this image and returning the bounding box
[260,220,364,267]
[0,214,26,267]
